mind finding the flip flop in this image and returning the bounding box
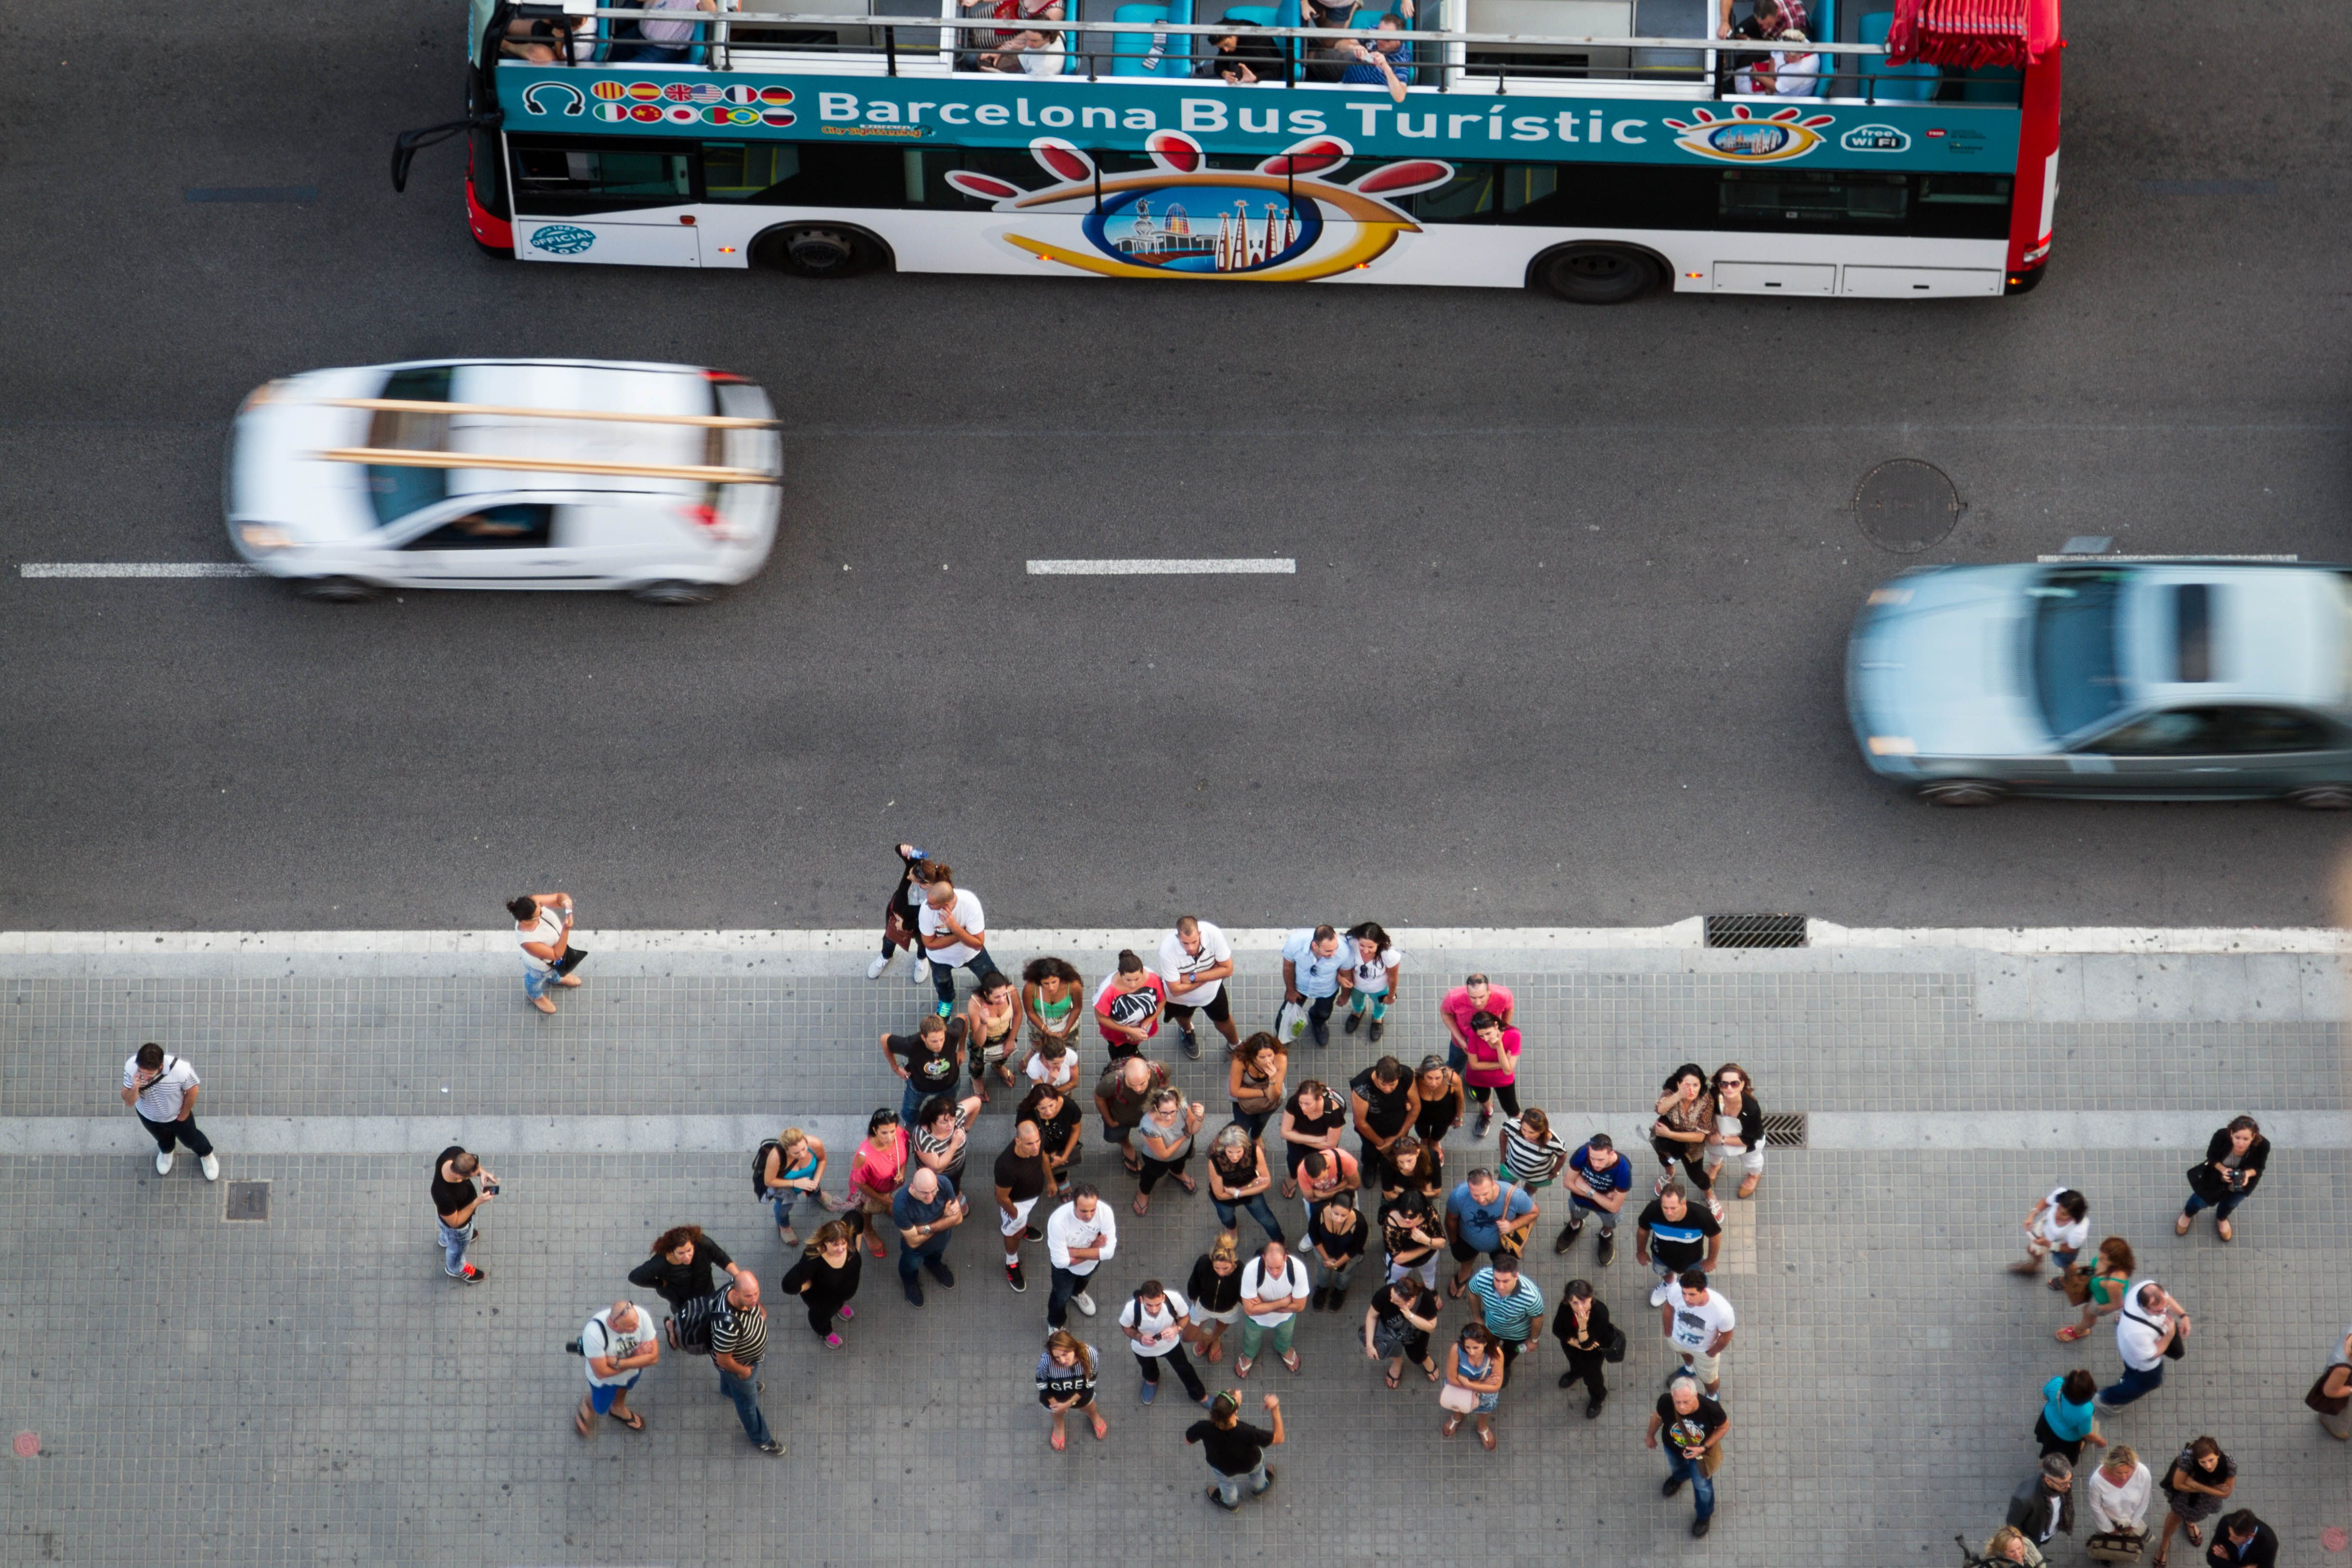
[574,1403,595,1438]
[1174,1174,1197,1194]
[1281,1351,1300,1374]
[1384,1369,1401,1389]
[1478,1427,1496,1451]
[1442,1415,1462,1438]
[1424,1361,1441,1382]
[1090,1416,1109,1441]
[1279,1181,1298,1199]
[2056,1324,2088,1342]
[1050,1428,1066,1451]
[610,1409,645,1432]
[1133,1194,1150,1216]
[1204,1343,1223,1363]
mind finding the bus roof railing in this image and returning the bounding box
[568,8,1897,51]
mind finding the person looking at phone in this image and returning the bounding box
[433,1145,495,1284]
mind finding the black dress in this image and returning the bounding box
[781,1248,865,1336]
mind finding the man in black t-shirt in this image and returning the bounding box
[1647,1376,1729,1538]
[1018,1083,1084,1177]
[993,1119,1057,1294]
[1349,1057,1418,1177]
[882,1013,968,1127]
[1635,1183,1722,1305]
[1185,1390,1286,1510]
[432,1145,495,1284]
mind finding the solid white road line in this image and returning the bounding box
[1025,558,1295,575]
[5,1110,2345,1157]
[17,562,260,579]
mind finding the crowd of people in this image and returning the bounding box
[110,850,2351,1541]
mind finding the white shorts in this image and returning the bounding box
[1707,1135,1765,1174]
[1387,1256,1439,1290]
[999,1196,1038,1237]
[1191,1302,1240,1326]
[1678,1346,1723,1386]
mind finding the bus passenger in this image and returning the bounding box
[1210,23,1283,82]
[1341,15,1412,102]
[1767,29,1822,94]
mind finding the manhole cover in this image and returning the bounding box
[223,1180,270,1222]
[1854,459,1962,552]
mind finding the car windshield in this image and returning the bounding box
[2031,570,2128,739]
[365,366,453,527]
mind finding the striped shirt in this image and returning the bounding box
[711,1301,768,1368]
[1499,1119,1569,1187]
[1466,1267,1545,1342]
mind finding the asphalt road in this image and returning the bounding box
[3,2,2350,931]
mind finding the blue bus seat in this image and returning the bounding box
[1858,9,1939,100]
[1221,4,1277,21]
[1956,64,2022,102]
[1112,2,1174,72]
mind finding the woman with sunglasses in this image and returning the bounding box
[1705,1064,1764,1202]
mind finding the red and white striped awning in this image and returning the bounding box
[1884,0,2060,68]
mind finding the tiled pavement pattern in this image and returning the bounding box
[3,945,2350,1566]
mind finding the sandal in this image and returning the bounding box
[1280,1180,1298,1199]
[1090,1414,1109,1441]
[1384,1369,1401,1390]
[867,1234,887,1259]
[1204,1342,1224,1363]
[1050,1428,1066,1452]
[1447,1281,1467,1300]
[1424,1360,1441,1382]
[1132,1194,1150,1217]
[1235,1357,1253,1378]
[1442,1415,1463,1438]
[610,1409,645,1432]
[574,1402,596,1439]
[2185,1524,2202,1547]
[1478,1426,1496,1452]
[1281,1351,1301,1374]
[2056,1324,2088,1342]
[1174,1174,1197,1194]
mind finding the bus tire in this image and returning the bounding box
[1531,244,1662,306]
[631,579,719,606]
[752,224,893,280]
[1915,778,2007,807]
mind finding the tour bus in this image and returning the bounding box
[396,0,2060,300]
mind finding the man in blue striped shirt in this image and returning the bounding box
[1465,1257,1546,1384]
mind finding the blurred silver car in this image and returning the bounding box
[226,358,781,603]
[1846,560,2352,806]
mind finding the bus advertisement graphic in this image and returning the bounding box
[944,131,1452,283]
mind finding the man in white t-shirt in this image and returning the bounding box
[575,1299,661,1435]
[918,870,993,1016]
[1237,1241,1310,1376]
[1662,1271,1736,1396]
[119,1042,218,1181]
[2099,1281,2188,1409]
[1045,1184,1119,1329]
[1158,916,1238,1060]
[1118,1279,1210,1404]
[2010,1186,2090,1281]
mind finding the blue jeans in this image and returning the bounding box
[927,947,997,1008]
[718,1366,772,1444]
[2098,1362,2165,1408]
[1212,1458,1271,1506]
[1230,1106,1273,1140]
[2182,1189,2245,1222]
[438,1219,473,1275]
[769,1191,809,1231]
[1667,1447,1716,1519]
[1213,1192,1285,1244]
[898,1233,950,1286]
[524,964,561,1000]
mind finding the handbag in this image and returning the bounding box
[2084,1530,2146,1564]
[1698,1441,1724,1479]
[1602,1324,1629,1364]
[2185,1161,2230,1204]
[1274,1000,1308,1045]
[2060,1262,2094,1306]
[2308,1366,2352,1416]
[1438,1381,1479,1414]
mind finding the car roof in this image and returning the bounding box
[2115,563,2352,710]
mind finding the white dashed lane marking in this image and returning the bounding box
[1025,558,1294,575]
[18,562,260,578]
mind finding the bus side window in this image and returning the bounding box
[703,141,801,201]
[511,138,691,213]
[1717,170,1907,227]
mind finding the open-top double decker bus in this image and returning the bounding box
[397,0,2059,299]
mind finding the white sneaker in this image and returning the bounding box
[908,950,930,982]
[154,1149,174,1176]
[200,1154,221,1182]
[1649,1282,1670,1307]
[1653,1173,1673,1197]
[1706,1194,1724,1220]
[866,955,891,980]
[1072,1290,1097,1317]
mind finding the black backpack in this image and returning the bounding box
[669,1289,729,1356]
[751,1141,783,1201]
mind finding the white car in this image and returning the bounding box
[226,358,781,603]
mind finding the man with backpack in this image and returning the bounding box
[674,1271,784,1455]
[572,1299,660,1437]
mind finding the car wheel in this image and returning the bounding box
[752,225,889,279]
[1532,245,1661,306]
[1916,779,2007,807]
[295,576,380,603]
[2285,785,2352,810]
[632,579,718,606]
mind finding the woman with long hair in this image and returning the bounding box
[1278,1077,1348,1200]
[1035,1329,1106,1450]
[2177,1115,2268,1243]
[2057,1236,2136,1344]
[964,970,1021,1102]
[1208,1123,1284,1242]
[1019,956,1087,1075]
[758,1126,834,1247]
[849,1109,913,1260]
[779,1221,863,1348]
[626,1224,748,1311]
[1650,1063,1717,1214]
[1227,1032,1289,1141]
[1442,1322,1505,1449]
[1185,1230,1245,1363]
[1340,921,1404,1043]
[1706,1062,1765,1201]
[1380,1134,1445,1206]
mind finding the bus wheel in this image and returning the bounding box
[1533,245,1661,306]
[754,225,888,279]
[631,579,718,606]
[295,576,380,603]
[2285,784,2352,810]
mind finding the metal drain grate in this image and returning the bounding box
[1703,914,1809,949]
[223,1181,270,1222]
[1760,1111,1809,1148]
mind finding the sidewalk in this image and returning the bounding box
[2,931,2347,1566]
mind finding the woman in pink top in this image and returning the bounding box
[1439,974,1515,1074]
[1460,1011,1522,1141]
[849,1109,912,1260]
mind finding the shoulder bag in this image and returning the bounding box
[2308,1364,2352,1416]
